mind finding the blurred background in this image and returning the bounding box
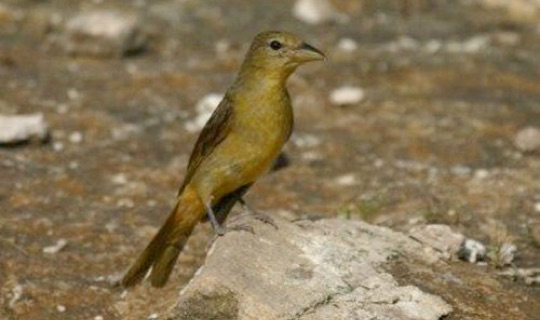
[0,0,539,319]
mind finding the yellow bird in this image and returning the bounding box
[122,31,325,287]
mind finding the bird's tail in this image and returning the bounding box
[121,186,204,288]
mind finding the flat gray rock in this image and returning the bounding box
[166,217,452,320]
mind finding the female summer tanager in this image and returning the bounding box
[122,31,325,287]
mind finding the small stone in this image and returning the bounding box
[94,316,104,320]
[293,0,347,25]
[148,314,158,320]
[0,113,49,144]
[117,198,134,208]
[68,131,83,144]
[111,173,128,185]
[334,173,357,186]
[53,141,64,151]
[474,168,490,180]
[458,239,487,263]
[67,88,80,101]
[450,165,472,176]
[291,133,321,148]
[329,86,365,106]
[337,38,358,52]
[62,10,146,57]
[57,305,66,313]
[43,239,68,254]
[184,93,223,133]
[514,127,540,152]
[497,242,517,267]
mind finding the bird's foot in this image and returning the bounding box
[206,200,227,236]
[239,198,278,229]
[252,211,278,229]
[227,223,255,234]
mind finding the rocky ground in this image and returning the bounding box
[0,0,539,319]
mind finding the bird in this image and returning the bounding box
[121,31,325,288]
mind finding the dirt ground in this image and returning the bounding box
[0,1,539,319]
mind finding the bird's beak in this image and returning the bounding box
[293,42,326,63]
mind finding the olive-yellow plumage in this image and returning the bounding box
[121,31,325,287]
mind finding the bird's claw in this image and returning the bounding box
[252,211,278,229]
[228,224,255,234]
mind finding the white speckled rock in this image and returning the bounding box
[293,0,347,25]
[514,126,540,152]
[166,217,452,320]
[62,10,145,57]
[0,113,49,144]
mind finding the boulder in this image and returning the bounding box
[165,217,452,320]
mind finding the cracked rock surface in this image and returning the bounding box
[168,217,452,320]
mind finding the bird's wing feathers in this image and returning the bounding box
[178,95,234,194]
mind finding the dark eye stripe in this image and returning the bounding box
[270,40,282,50]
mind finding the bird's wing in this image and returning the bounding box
[178,95,234,195]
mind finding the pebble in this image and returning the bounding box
[291,133,321,148]
[329,86,365,106]
[450,165,472,176]
[56,305,66,313]
[293,0,346,25]
[497,242,517,267]
[474,168,490,180]
[62,10,146,57]
[514,127,540,152]
[0,113,49,144]
[111,173,128,185]
[184,93,222,133]
[68,131,83,144]
[458,239,487,263]
[43,239,68,254]
[337,38,358,52]
[52,141,64,151]
[334,173,357,186]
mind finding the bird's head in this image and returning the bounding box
[240,31,325,78]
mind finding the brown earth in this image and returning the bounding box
[0,1,539,319]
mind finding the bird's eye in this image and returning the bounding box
[270,40,282,50]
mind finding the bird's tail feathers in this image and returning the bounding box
[121,186,203,287]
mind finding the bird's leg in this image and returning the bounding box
[239,198,278,229]
[205,200,227,236]
[205,198,254,235]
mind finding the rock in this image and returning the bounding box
[337,38,358,52]
[62,10,145,57]
[458,239,487,263]
[496,242,517,267]
[166,217,452,320]
[514,126,540,152]
[291,133,321,148]
[0,113,49,145]
[42,239,68,254]
[184,93,223,133]
[292,0,347,25]
[409,224,465,259]
[333,173,357,186]
[329,86,365,106]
